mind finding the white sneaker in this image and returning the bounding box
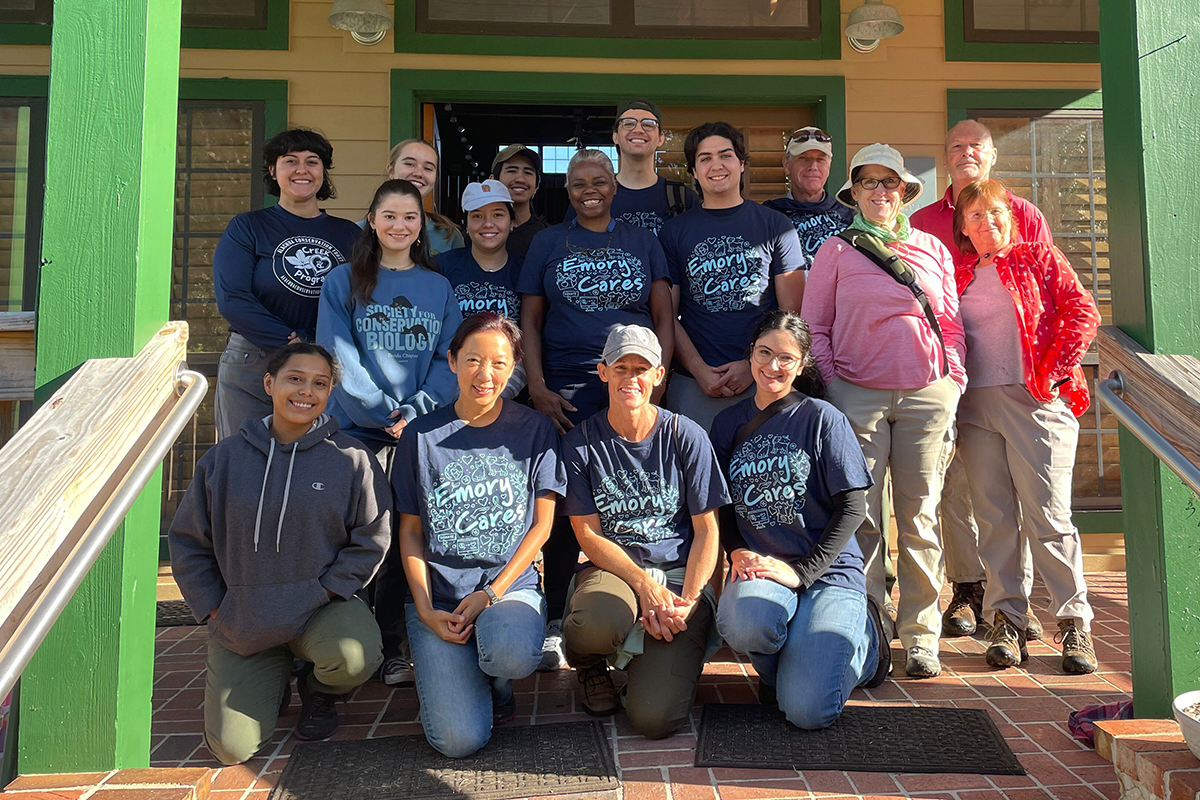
[381,654,414,686]
[538,619,567,671]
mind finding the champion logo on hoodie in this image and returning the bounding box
[273,236,345,297]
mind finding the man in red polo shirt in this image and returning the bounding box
[912,119,1049,641]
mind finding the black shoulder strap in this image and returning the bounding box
[835,229,949,376]
[733,392,802,451]
[665,179,687,219]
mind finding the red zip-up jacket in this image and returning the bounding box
[956,241,1100,417]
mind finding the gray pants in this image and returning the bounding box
[662,372,752,432]
[826,375,959,652]
[214,333,272,440]
[957,384,1092,632]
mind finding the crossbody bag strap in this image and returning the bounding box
[732,392,802,451]
[836,230,949,376]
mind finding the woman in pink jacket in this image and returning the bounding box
[801,144,966,680]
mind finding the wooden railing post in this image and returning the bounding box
[17,0,182,773]
[1100,0,1200,717]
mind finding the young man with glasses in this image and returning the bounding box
[492,144,550,259]
[764,127,854,271]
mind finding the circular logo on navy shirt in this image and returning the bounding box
[273,236,345,297]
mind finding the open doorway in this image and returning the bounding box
[422,102,818,226]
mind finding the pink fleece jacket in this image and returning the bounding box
[801,228,967,393]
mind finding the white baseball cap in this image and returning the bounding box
[836,143,924,208]
[786,126,833,159]
[461,179,513,212]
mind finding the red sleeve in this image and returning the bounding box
[1033,243,1100,380]
[1015,197,1054,246]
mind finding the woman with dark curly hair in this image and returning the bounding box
[213,128,361,439]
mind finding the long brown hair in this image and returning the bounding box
[387,139,462,242]
[349,179,439,307]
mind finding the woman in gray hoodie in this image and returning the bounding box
[169,342,393,765]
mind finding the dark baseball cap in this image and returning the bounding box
[491,144,543,177]
[615,99,662,125]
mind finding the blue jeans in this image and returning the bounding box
[717,578,877,730]
[406,588,546,758]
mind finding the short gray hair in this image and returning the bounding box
[566,149,616,183]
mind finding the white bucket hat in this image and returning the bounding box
[836,143,923,208]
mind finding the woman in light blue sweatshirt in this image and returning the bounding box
[317,178,463,686]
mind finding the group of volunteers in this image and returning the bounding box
[170,96,1101,767]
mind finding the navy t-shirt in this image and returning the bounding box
[710,395,873,595]
[393,401,566,607]
[563,407,731,571]
[516,219,669,381]
[436,248,524,323]
[659,201,804,372]
[213,204,362,350]
[566,177,700,235]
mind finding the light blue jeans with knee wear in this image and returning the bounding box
[406,588,546,758]
[717,577,877,730]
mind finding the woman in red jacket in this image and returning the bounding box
[952,178,1100,675]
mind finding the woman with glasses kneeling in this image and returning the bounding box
[394,312,565,758]
[561,325,730,738]
[952,179,1100,675]
[712,311,890,728]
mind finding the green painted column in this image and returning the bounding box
[18,0,181,772]
[1100,0,1200,718]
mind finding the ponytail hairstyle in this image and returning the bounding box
[387,138,462,243]
[350,179,439,307]
[748,310,826,399]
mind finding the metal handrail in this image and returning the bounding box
[0,368,208,701]
[1098,372,1200,495]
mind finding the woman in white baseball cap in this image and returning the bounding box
[802,143,966,680]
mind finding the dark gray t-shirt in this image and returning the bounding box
[394,401,566,606]
[562,407,731,571]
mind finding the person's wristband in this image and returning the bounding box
[484,585,500,605]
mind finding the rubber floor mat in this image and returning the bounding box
[269,720,618,800]
[695,703,1025,775]
[156,600,200,627]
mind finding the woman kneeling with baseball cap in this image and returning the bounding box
[560,325,730,738]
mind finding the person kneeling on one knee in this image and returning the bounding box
[560,325,731,739]
[169,343,392,766]
[394,313,565,758]
[712,311,892,729]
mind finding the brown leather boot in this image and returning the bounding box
[1055,620,1098,674]
[942,581,982,637]
[985,610,1027,668]
[577,662,619,716]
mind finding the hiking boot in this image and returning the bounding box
[758,679,777,707]
[538,619,567,672]
[1055,620,1098,675]
[295,678,340,741]
[1026,613,1044,641]
[863,597,893,688]
[985,610,1027,668]
[905,646,941,679]
[942,582,983,637]
[577,662,619,717]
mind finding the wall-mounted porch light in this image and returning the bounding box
[844,0,904,53]
[329,0,394,45]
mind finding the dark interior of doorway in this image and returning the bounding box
[433,102,621,226]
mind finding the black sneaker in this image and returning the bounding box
[863,597,893,688]
[493,691,516,725]
[295,677,340,741]
[758,679,777,708]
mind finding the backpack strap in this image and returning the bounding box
[665,179,688,219]
[732,392,802,451]
[835,229,949,377]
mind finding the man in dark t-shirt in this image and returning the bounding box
[492,144,549,259]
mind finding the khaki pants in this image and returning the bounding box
[956,384,1092,632]
[826,376,959,652]
[563,567,712,740]
[203,596,383,765]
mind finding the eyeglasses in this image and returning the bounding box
[787,128,831,145]
[965,207,1009,223]
[751,346,801,369]
[617,117,660,132]
[856,176,903,191]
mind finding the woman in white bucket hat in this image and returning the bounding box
[801,144,966,679]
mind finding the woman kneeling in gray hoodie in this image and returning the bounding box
[169,342,393,765]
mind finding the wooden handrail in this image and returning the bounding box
[0,311,35,402]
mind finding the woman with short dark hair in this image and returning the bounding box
[213,128,361,439]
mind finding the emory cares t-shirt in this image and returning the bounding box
[393,401,566,607]
[562,407,731,571]
[436,247,525,323]
[709,395,873,595]
[659,201,804,372]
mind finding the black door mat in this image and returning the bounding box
[268,720,618,800]
[156,600,200,627]
[695,703,1025,775]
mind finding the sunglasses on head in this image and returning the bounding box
[788,128,831,144]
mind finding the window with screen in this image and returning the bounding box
[977,110,1116,508]
[0,0,269,29]
[418,0,819,39]
[965,0,1098,44]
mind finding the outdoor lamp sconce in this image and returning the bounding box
[844,0,904,53]
[329,0,394,45]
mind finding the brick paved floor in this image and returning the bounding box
[151,572,1131,800]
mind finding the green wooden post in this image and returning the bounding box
[1100,0,1200,718]
[18,0,181,772]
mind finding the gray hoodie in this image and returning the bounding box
[168,414,392,656]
